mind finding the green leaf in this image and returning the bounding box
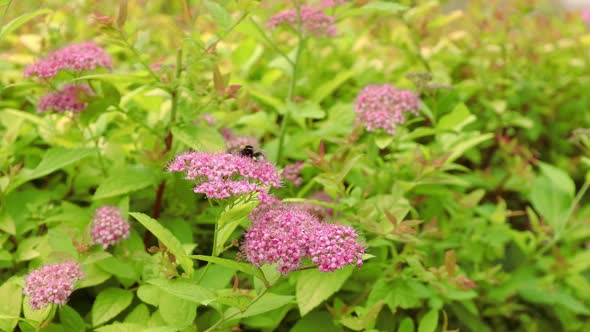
[159,292,197,328]
[130,212,194,276]
[437,103,475,131]
[204,0,231,29]
[8,147,94,192]
[94,168,157,200]
[296,266,354,316]
[215,200,257,255]
[292,311,342,332]
[96,256,138,281]
[398,317,415,332]
[418,309,438,332]
[245,85,286,112]
[137,284,161,307]
[0,9,51,40]
[59,305,86,332]
[311,68,357,103]
[445,133,493,164]
[530,162,575,226]
[227,293,294,319]
[343,1,407,17]
[94,323,145,332]
[147,278,216,305]
[171,124,226,153]
[124,304,150,324]
[0,277,22,331]
[191,255,267,285]
[2,109,44,125]
[91,288,134,327]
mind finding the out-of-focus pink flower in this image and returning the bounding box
[582,9,590,27]
[37,84,95,114]
[282,161,304,186]
[23,262,84,310]
[168,151,281,200]
[221,129,259,151]
[321,0,347,7]
[267,5,337,37]
[300,191,334,220]
[24,42,112,79]
[91,206,131,249]
[354,84,420,135]
[242,203,364,274]
[196,114,217,127]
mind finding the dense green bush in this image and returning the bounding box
[1,0,590,331]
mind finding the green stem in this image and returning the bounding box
[0,0,13,26]
[204,278,279,332]
[276,11,305,164]
[72,116,107,176]
[249,17,295,66]
[118,30,161,82]
[536,176,590,257]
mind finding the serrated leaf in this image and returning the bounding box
[296,266,353,316]
[124,303,150,324]
[147,278,216,305]
[0,278,22,331]
[8,147,94,192]
[94,168,157,199]
[171,124,226,153]
[191,255,267,285]
[159,292,197,328]
[130,212,194,276]
[418,309,439,332]
[215,200,257,255]
[91,288,134,327]
[530,162,575,226]
[59,305,86,332]
[227,293,294,319]
[0,9,51,40]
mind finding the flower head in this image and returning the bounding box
[24,42,112,79]
[321,0,347,7]
[91,206,131,249]
[354,84,420,135]
[582,9,590,27]
[242,203,364,274]
[282,161,304,187]
[37,84,95,114]
[168,151,281,200]
[23,262,84,310]
[267,5,337,37]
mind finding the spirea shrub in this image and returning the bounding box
[37,84,94,113]
[91,206,131,249]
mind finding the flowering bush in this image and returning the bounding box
[1,1,590,331]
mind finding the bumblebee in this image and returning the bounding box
[231,145,266,162]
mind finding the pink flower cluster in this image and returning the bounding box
[267,5,337,37]
[91,206,131,249]
[37,84,95,113]
[221,129,259,151]
[321,0,347,7]
[243,203,364,274]
[582,9,590,27]
[282,161,303,186]
[23,262,84,310]
[24,42,112,78]
[168,151,281,200]
[354,84,420,135]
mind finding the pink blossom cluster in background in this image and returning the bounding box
[243,203,364,273]
[582,9,590,27]
[354,84,420,135]
[23,262,84,310]
[37,84,95,113]
[91,206,131,249]
[24,42,112,78]
[267,5,337,37]
[221,128,259,151]
[282,161,304,186]
[167,151,281,200]
[321,0,347,7]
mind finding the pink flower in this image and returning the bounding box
[196,114,217,126]
[300,191,334,220]
[282,161,304,187]
[582,9,590,27]
[37,84,95,113]
[354,84,420,135]
[168,151,281,200]
[91,206,131,249]
[221,129,259,151]
[23,262,84,310]
[267,5,337,37]
[24,42,112,78]
[242,203,364,274]
[321,0,347,7]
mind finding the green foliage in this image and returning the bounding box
[1,0,590,331]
